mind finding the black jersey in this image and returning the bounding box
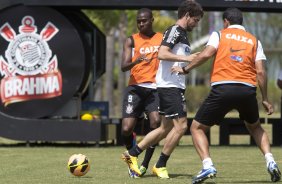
[161,24,190,50]
[156,25,191,89]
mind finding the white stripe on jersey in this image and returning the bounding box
[166,25,178,43]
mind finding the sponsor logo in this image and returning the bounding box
[125,104,133,114]
[230,55,243,62]
[226,33,254,45]
[185,46,191,53]
[0,16,62,106]
[139,46,159,54]
[230,47,246,53]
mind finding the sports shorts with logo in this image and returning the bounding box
[157,87,187,119]
[195,84,259,126]
[122,85,159,118]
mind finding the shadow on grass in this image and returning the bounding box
[0,142,112,147]
[201,176,273,184]
[216,180,272,183]
[70,176,93,179]
[142,173,193,179]
[217,181,273,184]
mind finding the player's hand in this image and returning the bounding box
[171,66,184,75]
[145,52,158,63]
[185,52,200,62]
[262,100,274,115]
[136,54,148,63]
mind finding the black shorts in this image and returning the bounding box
[157,87,187,119]
[195,84,259,126]
[122,85,159,118]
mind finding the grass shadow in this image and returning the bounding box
[142,173,193,179]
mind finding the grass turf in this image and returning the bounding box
[0,145,281,184]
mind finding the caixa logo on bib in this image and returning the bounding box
[0,16,62,106]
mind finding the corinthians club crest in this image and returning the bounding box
[0,16,62,106]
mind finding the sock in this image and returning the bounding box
[156,152,170,168]
[122,133,133,150]
[141,143,157,169]
[202,157,213,169]
[265,153,275,167]
[129,145,143,157]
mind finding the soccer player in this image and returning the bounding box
[172,7,281,183]
[120,8,163,178]
[122,1,203,179]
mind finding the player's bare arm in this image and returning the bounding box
[256,60,274,115]
[121,37,148,72]
[158,45,199,62]
[171,45,216,74]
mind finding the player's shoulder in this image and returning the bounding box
[164,24,186,36]
[155,32,164,39]
[131,32,140,39]
[155,32,163,36]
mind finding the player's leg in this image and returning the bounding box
[137,115,173,150]
[190,120,217,184]
[240,85,280,182]
[121,86,144,177]
[136,87,174,152]
[140,111,160,175]
[190,120,211,161]
[151,116,187,179]
[161,117,187,155]
[140,89,161,175]
[152,88,187,179]
[245,121,281,182]
[123,115,173,177]
[191,85,230,184]
[122,117,137,150]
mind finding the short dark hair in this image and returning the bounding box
[137,8,153,18]
[178,0,204,19]
[222,8,243,25]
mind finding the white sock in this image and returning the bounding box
[265,153,275,167]
[202,157,213,169]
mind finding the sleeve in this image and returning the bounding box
[161,26,180,49]
[206,31,220,49]
[255,40,267,61]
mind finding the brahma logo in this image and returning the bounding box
[0,16,62,106]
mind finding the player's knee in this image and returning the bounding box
[157,129,168,140]
[175,123,188,135]
[121,125,134,136]
[190,120,203,134]
[182,123,188,134]
[190,124,197,134]
[245,121,262,132]
[150,117,161,129]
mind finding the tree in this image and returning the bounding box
[83,10,120,117]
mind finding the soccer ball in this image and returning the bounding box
[67,154,90,176]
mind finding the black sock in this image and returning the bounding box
[141,143,157,169]
[156,152,170,168]
[129,145,143,157]
[123,133,133,150]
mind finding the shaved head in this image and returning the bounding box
[137,8,153,18]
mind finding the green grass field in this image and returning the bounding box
[0,145,281,184]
